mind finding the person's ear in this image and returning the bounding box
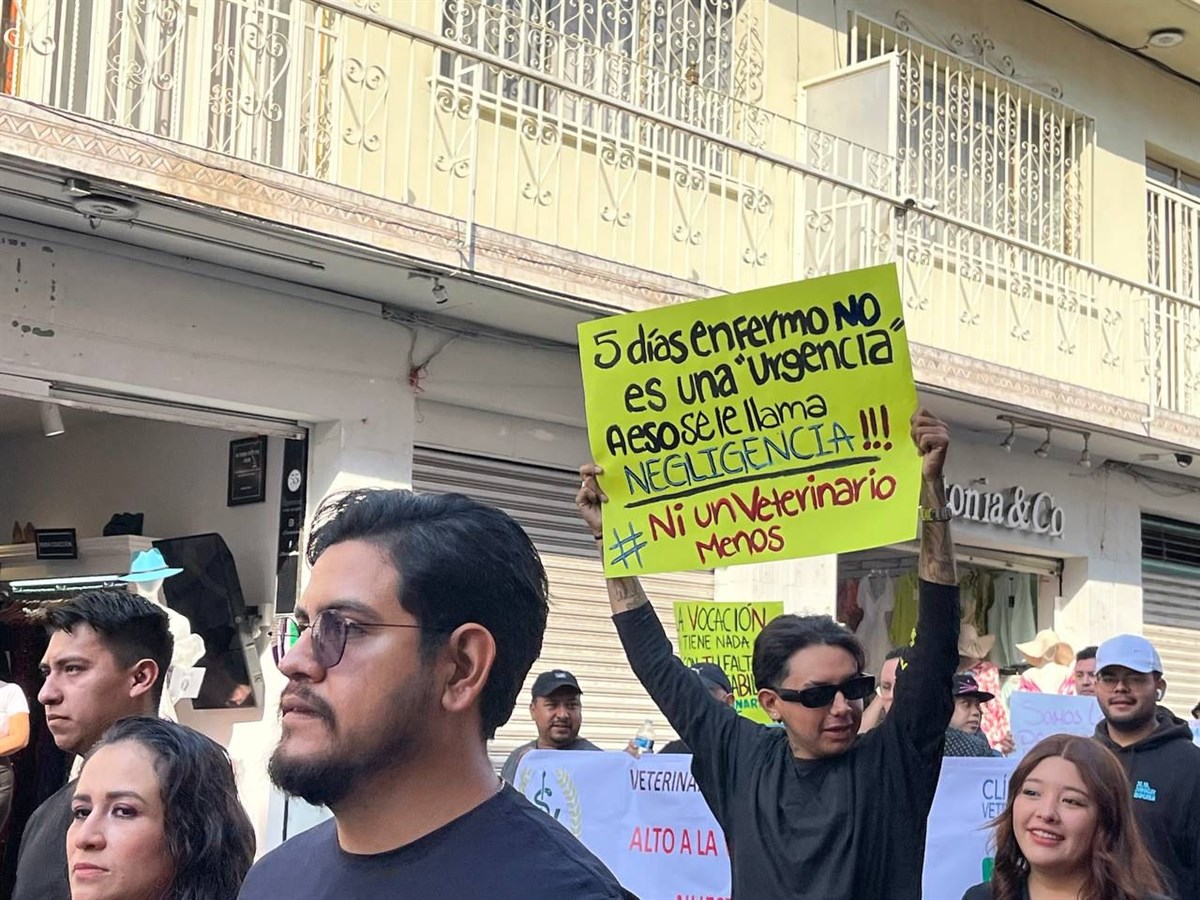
[128,659,160,703]
[758,688,781,722]
[439,623,495,718]
[1155,678,1166,702]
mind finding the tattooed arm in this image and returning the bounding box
[576,464,652,615]
[912,410,957,586]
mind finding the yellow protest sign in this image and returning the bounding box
[579,264,919,576]
[674,601,784,724]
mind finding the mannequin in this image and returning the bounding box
[1015,629,1076,695]
[119,549,206,720]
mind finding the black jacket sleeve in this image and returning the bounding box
[885,579,959,760]
[613,602,764,822]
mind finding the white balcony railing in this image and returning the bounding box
[2,0,1197,419]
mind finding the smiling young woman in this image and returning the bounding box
[962,734,1169,900]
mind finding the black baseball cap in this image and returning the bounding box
[531,669,582,699]
[690,662,733,694]
[952,673,994,703]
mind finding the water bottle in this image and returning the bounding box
[633,719,656,753]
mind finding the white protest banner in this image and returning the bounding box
[515,750,730,900]
[1010,692,1104,757]
[922,757,1018,899]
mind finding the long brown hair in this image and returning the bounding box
[988,734,1163,900]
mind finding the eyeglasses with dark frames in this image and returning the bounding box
[270,609,438,670]
[771,674,876,709]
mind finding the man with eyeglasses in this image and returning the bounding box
[239,490,637,900]
[1092,634,1200,900]
[576,409,960,900]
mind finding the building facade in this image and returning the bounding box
[1,0,1197,852]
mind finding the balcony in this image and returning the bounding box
[1,0,1197,421]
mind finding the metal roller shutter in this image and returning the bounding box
[412,448,714,765]
[1141,515,1200,721]
[1142,567,1200,721]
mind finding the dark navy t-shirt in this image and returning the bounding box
[238,785,638,900]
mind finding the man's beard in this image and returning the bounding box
[269,673,433,809]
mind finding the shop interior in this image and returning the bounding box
[839,543,1066,700]
[0,393,286,888]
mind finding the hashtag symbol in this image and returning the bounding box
[608,523,648,570]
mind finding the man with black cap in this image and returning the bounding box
[943,673,999,757]
[1092,634,1200,900]
[661,663,735,754]
[500,669,600,783]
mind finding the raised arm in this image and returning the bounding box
[576,466,755,777]
[888,410,960,751]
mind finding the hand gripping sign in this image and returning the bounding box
[579,264,921,576]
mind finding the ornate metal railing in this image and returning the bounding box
[2,0,1197,418]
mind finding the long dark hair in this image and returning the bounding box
[90,717,255,900]
[988,734,1163,900]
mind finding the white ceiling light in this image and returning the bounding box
[40,401,65,437]
[1148,28,1185,48]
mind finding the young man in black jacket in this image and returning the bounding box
[576,409,959,900]
[1093,634,1200,900]
[13,590,172,900]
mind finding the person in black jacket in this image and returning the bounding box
[576,408,959,900]
[1092,633,1200,900]
[961,734,1169,900]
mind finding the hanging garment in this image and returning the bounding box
[855,573,895,676]
[988,572,1037,667]
[837,578,863,632]
[966,660,1012,752]
[887,571,920,648]
[1018,664,1075,694]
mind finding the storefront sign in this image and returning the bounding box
[34,528,78,560]
[515,751,730,900]
[578,264,920,576]
[947,483,1065,538]
[228,435,268,506]
[674,600,783,723]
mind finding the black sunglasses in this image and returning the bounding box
[771,674,876,709]
[271,610,434,670]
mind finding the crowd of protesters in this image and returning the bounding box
[0,407,1196,900]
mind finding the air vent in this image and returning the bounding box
[1142,514,1200,570]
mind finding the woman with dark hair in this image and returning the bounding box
[67,716,255,900]
[962,734,1170,900]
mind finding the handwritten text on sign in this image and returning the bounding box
[1010,693,1105,757]
[579,265,920,576]
[674,601,783,724]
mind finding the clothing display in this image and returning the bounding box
[836,579,862,632]
[238,786,636,900]
[987,573,1037,668]
[854,574,896,676]
[887,571,919,648]
[616,580,960,900]
[1015,629,1076,694]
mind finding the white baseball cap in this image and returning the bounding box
[1096,634,1163,675]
